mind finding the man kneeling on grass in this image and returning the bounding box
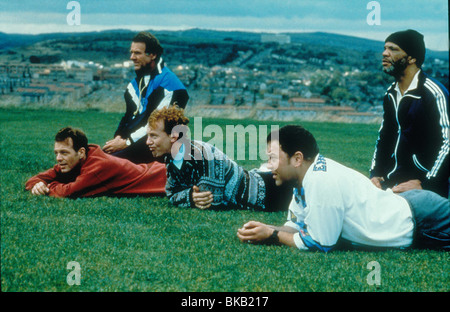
[237,125,450,251]
[145,106,292,211]
[26,127,166,198]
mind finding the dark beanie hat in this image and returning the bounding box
[385,29,426,67]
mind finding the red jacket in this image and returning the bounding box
[25,144,166,197]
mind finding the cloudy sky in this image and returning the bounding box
[0,0,448,51]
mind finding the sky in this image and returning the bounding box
[0,0,448,51]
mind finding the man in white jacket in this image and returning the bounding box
[237,125,450,252]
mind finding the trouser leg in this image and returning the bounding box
[399,190,450,250]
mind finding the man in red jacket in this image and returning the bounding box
[26,127,166,198]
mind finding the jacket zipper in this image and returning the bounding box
[386,92,422,179]
[387,92,400,179]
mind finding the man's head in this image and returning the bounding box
[266,125,319,186]
[130,32,164,72]
[54,127,88,173]
[382,29,425,76]
[146,106,190,158]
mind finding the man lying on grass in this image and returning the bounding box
[26,127,166,198]
[237,125,450,252]
[146,106,292,211]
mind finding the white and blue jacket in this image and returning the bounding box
[285,155,414,252]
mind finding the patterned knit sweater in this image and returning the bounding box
[165,140,266,210]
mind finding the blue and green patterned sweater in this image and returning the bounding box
[164,140,266,210]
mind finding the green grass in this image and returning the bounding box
[1,108,449,292]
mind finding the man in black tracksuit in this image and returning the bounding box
[370,29,449,198]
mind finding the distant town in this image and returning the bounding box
[1,30,448,123]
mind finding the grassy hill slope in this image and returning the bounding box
[1,108,448,294]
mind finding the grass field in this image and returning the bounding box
[1,107,449,293]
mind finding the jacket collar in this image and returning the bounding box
[387,70,425,99]
[135,58,165,80]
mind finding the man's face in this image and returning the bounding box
[129,42,155,72]
[266,140,297,186]
[54,138,83,173]
[146,120,173,158]
[382,42,409,76]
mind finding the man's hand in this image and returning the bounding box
[237,221,273,243]
[192,185,213,209]
[31,181,50,196]
[392,179,422,193]
[102,136,128,154]
[370,176,384,189]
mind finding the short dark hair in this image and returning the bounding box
[55,127,89,154]
[132,31,164,58]
[267,125,319,160]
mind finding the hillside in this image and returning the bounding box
[1,28,448,65]
[1,28,448,123]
